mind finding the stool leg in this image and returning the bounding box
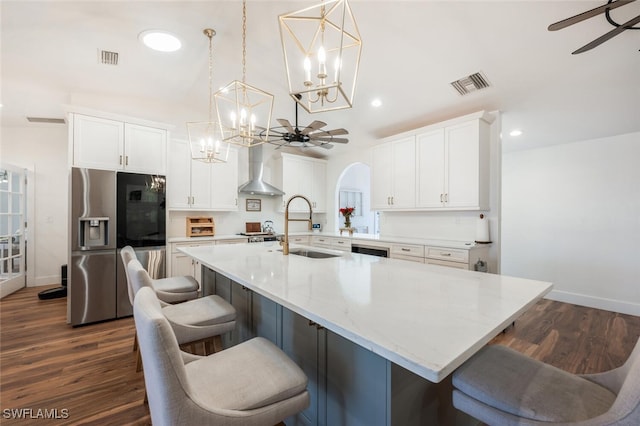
[136,346,143,372]
[133,333,138,352]
[213,335,223,353]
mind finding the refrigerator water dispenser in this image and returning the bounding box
[79,217,109,248]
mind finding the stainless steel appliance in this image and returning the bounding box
[70,168,166,326]
[70,168,117,325]
[351,242,390,257]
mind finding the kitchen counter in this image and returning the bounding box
[179,242,551,383]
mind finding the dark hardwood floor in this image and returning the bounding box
[1,285,639,425]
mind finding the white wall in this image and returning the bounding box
[502,132,640,316]
[1,125,68,286]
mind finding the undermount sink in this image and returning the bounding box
[281,248,341,259]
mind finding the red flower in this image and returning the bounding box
[339,207,355,216]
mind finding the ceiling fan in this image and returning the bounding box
[260,94,349,150]
[548,0,640,54]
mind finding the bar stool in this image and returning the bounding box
[452,339,640,425]
[134,286,309,425]
[121,246,198,304]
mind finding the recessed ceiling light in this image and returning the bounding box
[371,98,382,107]
[139,30,182,52]
[509,129,523,137]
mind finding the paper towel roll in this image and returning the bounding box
[475,215,491,243]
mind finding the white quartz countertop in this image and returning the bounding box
[179,242,552,382]
[168,235,249,243]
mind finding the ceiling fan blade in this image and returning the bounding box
[548,0,635,31]
[277,118,295,133]
[301,120,327,134]
[322,128,349,136]
[572,13,640,54]
[304,140,334,149]
[311,137,349,144]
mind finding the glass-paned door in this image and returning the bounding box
[0,165,26,293]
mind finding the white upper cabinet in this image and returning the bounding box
[372,111,492,212]
[371,136,416,210]
[71,113,167,174]
[417,118,490,210]
[277,153,327,213]
[167,139,238,211]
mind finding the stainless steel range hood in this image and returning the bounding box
[238,144,284,196]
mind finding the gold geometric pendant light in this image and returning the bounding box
[187,28,231,163]
[214,0,274,148]
[279,0,362,113]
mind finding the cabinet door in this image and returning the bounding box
[416,129,446,208]
[445,120,480,209]
[326,330,388,426]
[390,136,416,209]
[190,159,213,209]
[252,292,279,346]
[371,143,393,210]
[210,148,238,210]
[282,156,313,212]
[124,124,167,174]
[282,309,322,426]
[166,140,192,209]
[72,114,124,170]
[230,280,253,346]
[311,160,327,213]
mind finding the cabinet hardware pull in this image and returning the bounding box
[125,156,129,166]
[308,320,324,330]
[441,252,451,256]
[119,155,123,165]
[444,193,448,203]
[440,194,443,203]
[401,248,410,252]
[337,241,343,244]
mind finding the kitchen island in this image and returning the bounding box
[179,242,552,425]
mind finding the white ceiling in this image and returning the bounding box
[1,0,639,156]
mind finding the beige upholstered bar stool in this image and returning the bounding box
[127,259,236,355]
[134,286,309,426]
[121,246,198,304]
[452,338,640,425]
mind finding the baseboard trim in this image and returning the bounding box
[546,290,640,316]
[30,275,61,287]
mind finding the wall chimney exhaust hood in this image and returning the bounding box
[238,145,284,196]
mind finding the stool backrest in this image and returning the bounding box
[608,338,640,423]
[133,287,193,425]
[120,246,137,305]
[127,258,155,298]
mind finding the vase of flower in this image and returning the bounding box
[339,207,355,230]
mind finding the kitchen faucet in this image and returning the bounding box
[281,194,313,255]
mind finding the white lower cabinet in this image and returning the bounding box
[425,246,490,271]
[202,269,441,426]
[390,243,425,263]
[168,241,215,287]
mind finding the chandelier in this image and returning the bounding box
[279,0,362,114]
[214,0,274,148]
[187,28,231,163]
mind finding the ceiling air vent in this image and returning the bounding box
[26,117,66,124]
[99,49,119,65]
[450,72,491,96]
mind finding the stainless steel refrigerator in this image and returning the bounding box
[70,167,166,326]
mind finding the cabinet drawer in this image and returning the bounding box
[391,243,424,258]
[425,258,469,270]
[331,238,351,251]
[290,236,310,244]
[425,247,468,263]
[216,238,248,245]
[391,253,425,263]
[311,236,332,247]
[172,241,214,253]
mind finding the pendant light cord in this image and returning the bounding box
[242,0,247,85]
[207,29,215,122]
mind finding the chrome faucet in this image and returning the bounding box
[281,194,313,255]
